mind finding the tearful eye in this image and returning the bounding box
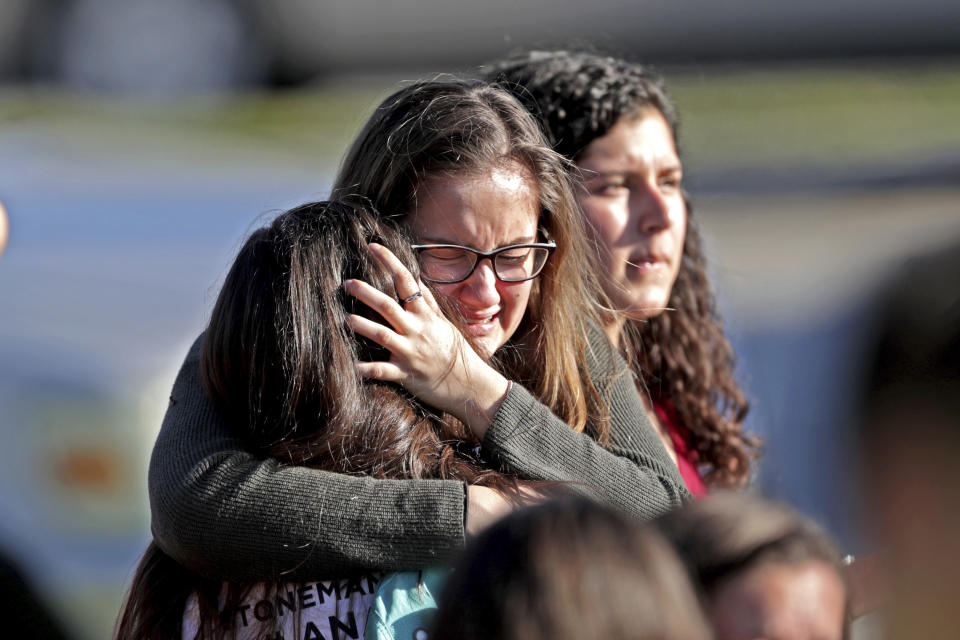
[423,248,468,260]
[497,249,531,264]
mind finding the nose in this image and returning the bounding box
[459,258,500,307]
[631,182,673,234]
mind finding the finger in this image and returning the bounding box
[355,361,406,382]
[368,243,427,310]
[421,286,443,315]
[346,313,408,354]
[344,278,415,335]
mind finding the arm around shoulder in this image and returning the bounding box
[480,326,691,520]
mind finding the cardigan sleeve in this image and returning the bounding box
[148,335,467,582]
[481,324,692,519]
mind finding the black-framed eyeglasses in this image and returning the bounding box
[411,241,556,284]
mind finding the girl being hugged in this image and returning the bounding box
[145,79,689,593]
[119,201,539,638]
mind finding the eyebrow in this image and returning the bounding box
[415,234,538,247]
[581,164,683,179]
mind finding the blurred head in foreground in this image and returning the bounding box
[430,497,711,640]
[858,239,960,639]
[657,493,848,640]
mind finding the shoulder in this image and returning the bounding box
[583,318,632,385]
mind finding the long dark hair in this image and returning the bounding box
[116,201,526,639]
[331,79,612,441]
[486,50,758,487]
[200,200,510,479]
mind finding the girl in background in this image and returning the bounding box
[487,51,759,494]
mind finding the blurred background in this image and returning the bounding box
[1,0,959,637]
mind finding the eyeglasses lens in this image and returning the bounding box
[494,247,549,282]
[418,247,476,283]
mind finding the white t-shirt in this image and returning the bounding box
[182,572,383,640]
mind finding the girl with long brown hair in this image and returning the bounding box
[486,50,759,493]
[144,79,688,593]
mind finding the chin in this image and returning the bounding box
[626,293,672,320]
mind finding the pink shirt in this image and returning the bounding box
[654,402,708,499]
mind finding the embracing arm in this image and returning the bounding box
[148,336,467,582]
[481,325,692,519]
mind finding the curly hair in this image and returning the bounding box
[486,50,758,487]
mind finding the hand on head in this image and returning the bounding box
[346,242,510,438]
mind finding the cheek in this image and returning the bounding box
[499,282,532,322]
[582,199,627,249]
[672,202,688,250]
[429,283,461,310]
[669,206,688,276]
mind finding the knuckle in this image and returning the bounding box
[373,296,393,314]
[374,326,392,345]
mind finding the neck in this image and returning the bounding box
[603,313,627,349]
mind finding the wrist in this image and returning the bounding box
[461,368,510,440]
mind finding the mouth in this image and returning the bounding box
[462,310,500,335]
[626,252,669,270]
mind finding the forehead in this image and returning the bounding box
[408,161,540,249]
[577,109,679,170]
[713,562,846,639]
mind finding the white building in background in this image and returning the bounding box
[1,0,959,90]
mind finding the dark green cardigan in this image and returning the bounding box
[148,323,690,581]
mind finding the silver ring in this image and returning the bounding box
[400,291,423,305]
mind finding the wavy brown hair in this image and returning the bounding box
[116,201,529,639]
[486,50,758,486]
[331,79,611,441]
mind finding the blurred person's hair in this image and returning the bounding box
[430,497,712,640]
[331,79,611,440]
[855,239,960,639]
[115,201,530,640]
[656,492,849,634]
[0,550,69,639]
[859,239,960,443]
[485,50,758,488]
